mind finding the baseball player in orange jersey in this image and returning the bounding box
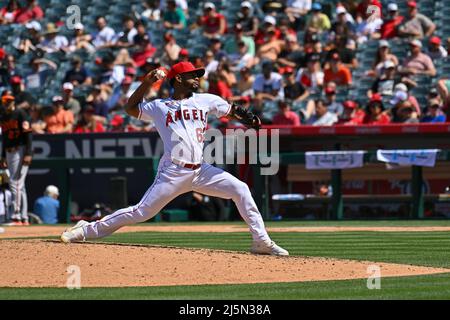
[0,95,33,226]
[61,62,288,256]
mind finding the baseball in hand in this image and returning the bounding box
[155,69,166,80]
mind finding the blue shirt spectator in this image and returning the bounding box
[33,185,60,224]
[23,58,56,90]
[421,100,447,123]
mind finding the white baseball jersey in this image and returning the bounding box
[138,93,231,164]
[81,92,272,245]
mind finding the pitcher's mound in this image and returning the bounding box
[0,240,448,288]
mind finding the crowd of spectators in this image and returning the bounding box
[0,0,449,134]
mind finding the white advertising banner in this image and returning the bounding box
[305,151,366,170]
[376,149,440,167]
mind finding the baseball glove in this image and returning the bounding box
[230,103,262,130]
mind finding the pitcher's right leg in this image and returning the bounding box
[61,162,193,242]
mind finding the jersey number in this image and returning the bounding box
[196,127,206,143]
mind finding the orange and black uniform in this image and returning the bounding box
[0,108,32,223]
[0,108,32,159]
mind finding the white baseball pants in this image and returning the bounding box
[6,146,29,221]
[83,157,271,242]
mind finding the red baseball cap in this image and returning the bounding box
[122,76,133,85]
[166,62,205,80]
[126,67,137,75]
[240,96,251,103]
[429,36,441,45]
[111,114,124,126]
[179,48,189,56]
[343,100,357,109]
[407,1,417,8]
[370,93,382,103]
[10,76,22,85]
[283,66,294,74]
[325,87,336,95]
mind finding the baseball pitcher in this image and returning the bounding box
[61,62,288,256]
[0,94,33,226]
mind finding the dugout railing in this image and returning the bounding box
[253,150,450,221]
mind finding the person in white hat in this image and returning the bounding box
[14,21,41,54]
[334,5,355,24]
[390,82,421,116]
[368,40,399,77]
[241,1,252,10]
[62,82,81,118]
[33,185,60,224]
[399,39,436,77]
[237,1,259,37]
[263,15,276,27]
[25,21,42,32]
[42,95,75,134]
[375,3,404,39]
[257,16,285,60]
[199,1,226,38]
[68,22,95,53]
[252,14,281,46]
[369,60,397,97]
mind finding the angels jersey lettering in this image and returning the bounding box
[138,93,231,164]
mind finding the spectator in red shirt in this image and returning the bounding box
[377,3,404,39]
[296,54,324,90]
[362,93,391,124]
[324,52,352,86]
[356,0,382,20]
[207,71,232,100]
[14,0,43,24]
[254,15,282,46]
[200,2,227,39]
[272,100,301,126]
[74,106,106,133]
[337,100,366,125]
[0,0,21,25]
[132,34,156,67]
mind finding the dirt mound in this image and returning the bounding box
[0,240,448,288]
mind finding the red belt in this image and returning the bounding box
[172,159,201,170]
[180,163,201,170]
